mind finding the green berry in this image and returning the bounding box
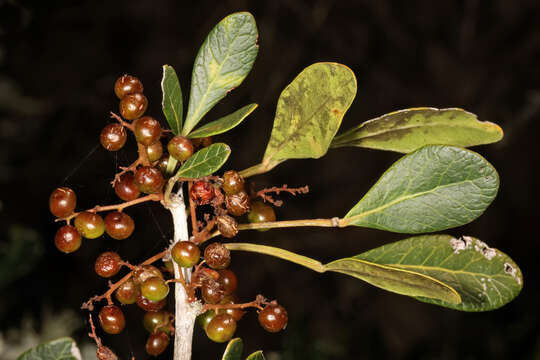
[197,310,216,331]
[205,314,237,343]
[74,211,105,239]
[171,241,200,267]
[146,141,163,162]
[141,276,169,302]
[143,310,169,333]
[168,136,194,161]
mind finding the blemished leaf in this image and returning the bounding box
[331,107,503,153]
[183,12,258,135]
[176,143,231,179]
[342,145,499,233]
[222,338,243,360]
[188,103,258,138]
[161,65,183,134]
[355,234,523,311]
[246,351,265,360]
[17,337,81,360]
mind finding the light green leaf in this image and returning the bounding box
[331,107,503,153]
[342,145,499,233]
[17,337,81,360]
[176,143,231,179]
[222,338,243,360]
[246,351,265,360]
[161,65,183,134]
[188,103,258,138]
[355,234,523,311]
[183,12,258,135]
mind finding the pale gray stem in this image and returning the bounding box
[167,186,202,360]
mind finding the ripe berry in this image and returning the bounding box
[248,201,276,226]
[115,279,140,304]
[133,265,164,284]
[225,191,250,216]
[167,136,194,161]
[197,310,216,331]
[222,170,245,195]
[54,225,82,253]
[218,269,238,295]
[114,173,140,202]
[258,304,288,333]
[74,211,105,239]
[204,242,231,270]
[119,92,147,120]
[171,241,200,268]
[134,116,162,146]
[141,276,169,302]
[146,141,163,162]
[190,181,214,205]
[205,314,237,343]
[49,187,77,218]
[104,211,135,240]
[220,295,245,321]
[201,280,224,304]
[114,74,143,99]
[136,293,166,312]
[134,166,164,194]
[216,215,238,238]
[146,332,170,357]
[98,305,125,334]
[143,310,169,333]
[100,123,127,151]
[95,251,122,278]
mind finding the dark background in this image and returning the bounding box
[1,1,539,359]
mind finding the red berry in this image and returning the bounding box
[104,211,135,240]
[49,187,77,218]
[190,181,214,205]
[218,269,238,295]
[145,332,170,356]
[171,241,200,268]
[205,314,237,343]
[146,141,163,162]
[74,211,105,239]
[100,123,127,151]
[258,304,288,333]
[98,305,125,334]
[95,251,122,278]
[222,170,245,195]
[114,173,140,202]
[204,242,231,270]
[114,74,143,99]
[134,116,162,146]
[136,293,166,312]
[115,279,140,304]
[141,276,169,302]
[119,93,147,120]
[54,225,82,253]
[167,136,194,161]
[134,166,164,194]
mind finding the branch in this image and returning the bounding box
[255,184,309,207]
[202,294,267,312]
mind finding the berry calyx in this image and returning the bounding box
[133,265,164,284]
[95,251,122,278]
[167,136,194,161]
[222,170,245,195]
[171,241,200,268]
[119,92,148,120]
[205,314,237,343]
[100,123,127,151]
[54,225,82,253]
[146,141,163,162]
[216,214,238,238]
[115,279,140,304]
[98,305,125,334]
[204,242,231,270]
[190,181,214,205]
[201,280,224,304]
[143,310,170,333]
[248,201,276,226]
[141,276,169,302]
[104,211,135,240]
[145,331,170,357]
[218,269,238,295]
[136,293,167,312]
[49,187,77,218]
[74,211,105,239]
[134,166,164,194]
[134,116,162,146]
[114,74,143,99]
[258,304,288,333]
[225,191,250,216]
[114,173,140,202]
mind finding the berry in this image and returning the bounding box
[119,92,147,120]
[115,279,140,304]
[95,251,122,278]
[220,295,245,321]
[134,116,162,146]
[171,241,200,268]
[258,304,288,333]
[197,310,216,331]
[133,265,164,284]
[134,166,164,194]
[114,173,140,201]
[167,136,194,161]
[156,154,174,176]
[248,201,276,228]
[190,181,214,205]
[222,170,245,195]
[146,332,170,357]
[146,141,163,162]
[104,211,135,240]
[201,280,224,304]
[225,191,250,216]
[205,314,237,343]
[143,310,169,333]
[216,215,238,238]
[49,187,77,218]
[100,123,127,151]
[204,242,231,270]
[218,269,238,295]
[74,211,105,239]
[141,276,169,302]
[136,293,166,312]
[54,225,82,253]
[98,305,125,334]
[114,74,143,99]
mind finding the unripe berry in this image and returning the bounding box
[134,116,162,146]
[95,251,122,278]
[216,215,238,238]
[205,314,237,343]
[74,211,105,239]
[204,242,231,270]
[218,269,238,295]
[54,225,82,253]
[114,173,140,201]
[115,279,140,304]
[134,166,164,194]
[146,141,163,162]
[136,293,167,312]
[222,170,245,195]
[49,187,77,218]
[133,265,164,284]
[197,310,216,331]
[114,74,143,99]
[141,276,169,302]
[190,181,214,205]
[100,123,127,151]
[248,201,276,230]
[104,211,135,240]
[145,332,170,357]
[99,305,125,334]
[171,241,200,268]
[168,136,194,161]
[143,310,169,333]
[258,304,288,333]
[119,92,148,120]
[225,191,250,216]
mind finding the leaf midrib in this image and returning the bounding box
[178,148,226,175]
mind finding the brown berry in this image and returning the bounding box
[190,181,214,205]
[146,332,170,356]
[216,215,238,238]
[114,173,140,201]
[258,304,288,333]
[171,241,200,268]
[74,211,105,239]
[225,191,250,216]
[49,187,77,218]
[222,170,245,195]
[248,201,276,228]
[99,305,125,334]
[201,280,224,304]
[204,242,231,270]
[134,116,162,146]
[167,136,194,161]
[134,166,164,194]
[95,251,122,278]
[218,269,238,295]
[115,279,140,304]
[119,92,147,120]
[54,225,82,253]
[220,295,245,321]
[146,141,163,162]
[114,74,143,99]
[104,211,135,240]
[143,310,170,333]
[100,123,127,151]
[136,293,166,312]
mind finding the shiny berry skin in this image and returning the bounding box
[201,280,224,304]
[156,154,173,176]
[222,170,245,195]
[115,74,143,99]
[248,201,276,227]
[258,304,288,333]
[136,293,166,312]
[205,314,237,343]
[204,242,231,270]
[119,92,147,120]
[171,241,200,268]
[54,225,82,253]
[98,305,125,334]
[141,276,169,302]
[225,191,250,216]
[100,123,127,151]
[220,295,245,321]
[114,173,140,201]
[146,332,170,357]
[146,141,163,162]
[216,215,238,238]
[74,211,105,239]
[134,166,164,194]
[143,310,169,333]
[115,279,140,304]
[197,310,216,331]
[104,211,135,240]
[190,181,214,205]
[49,187,77,218]
[95,251,122,278]
[133,265,164,284]
[218,269,238,295]
[134,116,162,146]
[167,136,194,161]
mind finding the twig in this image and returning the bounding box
[88,314,119,360]
[255,184,309,206]
[202,294,267,312]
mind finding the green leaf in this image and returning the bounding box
[222,338,243,360]
[331,107,503,153]
[188,103,258,138]
[161,65,183,134]
[175,143,231,179]
[342,145,499,233]
[183,12,258,135]
[354,234,523,311]
[17,337,81,360]
[246,351,265,360]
